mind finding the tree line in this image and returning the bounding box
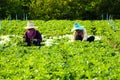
[0,0,120,20]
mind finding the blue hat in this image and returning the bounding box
[71,23,84,31]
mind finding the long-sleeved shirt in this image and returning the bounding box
[23,29,42,43]
[82,28,88,40]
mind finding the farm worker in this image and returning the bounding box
[23,21,42,46]
[72,23,95,42]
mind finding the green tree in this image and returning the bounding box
[0,0,120,19]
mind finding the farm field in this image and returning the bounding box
[0,20,120,80]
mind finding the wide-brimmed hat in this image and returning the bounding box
[25,22,38,29]
[71,23,84,31]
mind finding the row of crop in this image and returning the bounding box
[1,20,119,36]
[0,20,119,49]
[0,39,120,79]
[1,20,119,46]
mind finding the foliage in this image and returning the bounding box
[0,0,120,19]
[0,20,120,79]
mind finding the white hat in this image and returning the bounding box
[25,22,38,29]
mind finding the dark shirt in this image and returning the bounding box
[23,30,42,43]
[75,35,83,41]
